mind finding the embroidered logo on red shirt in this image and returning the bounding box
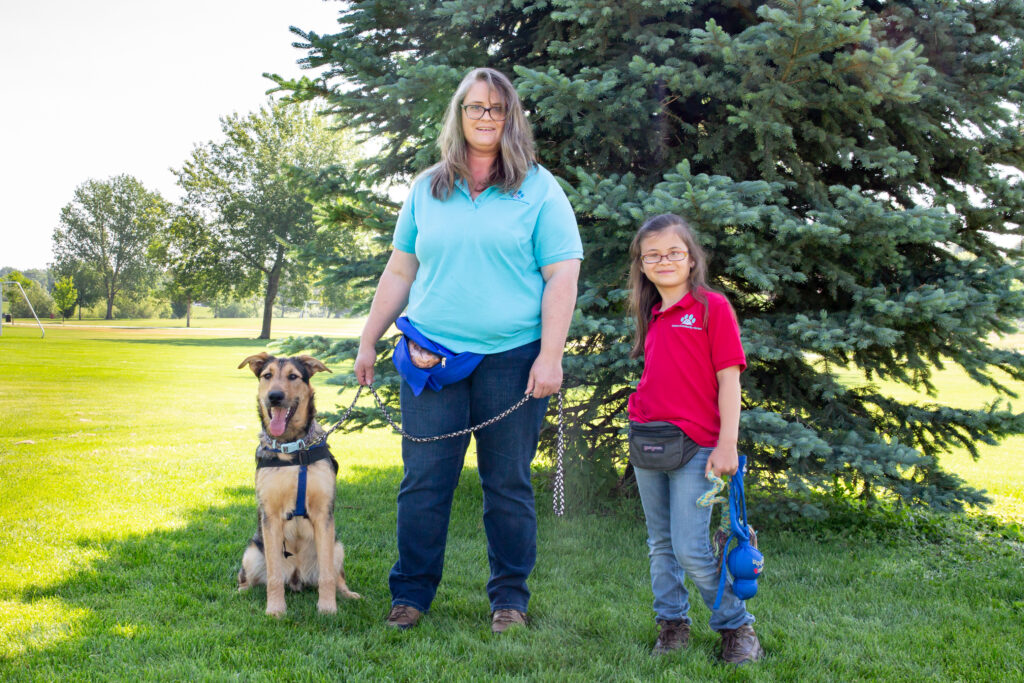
[672,313,702,331]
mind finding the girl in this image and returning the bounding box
[627,213,764,663]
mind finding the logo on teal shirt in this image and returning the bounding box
[502,189,528,204]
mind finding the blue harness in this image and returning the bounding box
[255,440,336,520]
[713,455,765,608]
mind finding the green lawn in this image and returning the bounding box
[25,315,365,337]
[1,324,1022,681]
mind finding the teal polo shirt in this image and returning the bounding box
[392,164,583,354]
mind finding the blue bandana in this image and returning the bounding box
[392,316,485,396]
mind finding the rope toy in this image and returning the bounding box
[700,455,764,608]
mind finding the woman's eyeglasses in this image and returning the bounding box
[461,104,507,121]
[640,250,689,264]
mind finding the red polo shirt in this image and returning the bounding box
[627,289,746,447]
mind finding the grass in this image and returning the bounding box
[1,323,1022,681]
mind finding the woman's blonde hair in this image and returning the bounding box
[628,214,715,359]
[428,67,536,199]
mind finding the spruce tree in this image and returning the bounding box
[275,0,1024,512]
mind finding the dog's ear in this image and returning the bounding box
[295,355,331,377]
[239,352,273,376]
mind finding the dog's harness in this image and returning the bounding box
[255,438,336,520]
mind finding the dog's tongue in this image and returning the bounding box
[269,407,289,437]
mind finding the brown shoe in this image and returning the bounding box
[652,619,690,655]
[385,604,422,629]
[719,624,765,664]
[491,608,527,634]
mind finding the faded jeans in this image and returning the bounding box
[634,447,754,631]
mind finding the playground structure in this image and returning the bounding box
[0,280,45,337]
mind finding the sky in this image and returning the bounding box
[0,0,343,271]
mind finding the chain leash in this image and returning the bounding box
[553,390,565,517]
[366,384,535,444]
[309,383,567,517]
[299,384,365,450]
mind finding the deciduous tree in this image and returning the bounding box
[3,271,54,319]
[52,276,77,321]
[52,175,167,320]
[149,207,242,327]
[174,101,358,339]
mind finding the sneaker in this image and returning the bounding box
[652,618,690,655]
[719,624,765,664]
[385,604,422,629]
[491,608,527,634]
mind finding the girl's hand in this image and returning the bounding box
[706,442,739,478]
[525,352,563,398]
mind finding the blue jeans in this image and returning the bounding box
[633,448,754,631]
[389,340,548,614]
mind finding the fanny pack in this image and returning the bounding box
[392,316,484,396]
[628,421,701,471]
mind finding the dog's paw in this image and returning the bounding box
[266,603,287,618]
[317,600,338,615]
[341,589,362,600]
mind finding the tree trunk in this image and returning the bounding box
[259,248,285,339]
[105,294,115,320]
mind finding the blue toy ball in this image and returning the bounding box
[726,542,764,600]
[727,542,764,582]
[732,578,758,600]
[712,455,765,609]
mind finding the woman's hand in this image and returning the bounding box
[354,249,419,387]
[529,259,580,399]
[525,352,563,398]
[354,344,376,386]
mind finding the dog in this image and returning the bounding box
[236,352,360,616]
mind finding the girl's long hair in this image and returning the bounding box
[428,67,536,200]
[628,214,714,359]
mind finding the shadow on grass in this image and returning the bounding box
[7,455,1024,680]
[2,466,406,679]
[109,337,275,348]
[1,463,655,681]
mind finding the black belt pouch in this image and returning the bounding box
[628,421,701,471]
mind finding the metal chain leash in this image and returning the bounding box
[299,384,366,450]
[308,383,568,517]
[553,390,565,517]
[366,383,534,444]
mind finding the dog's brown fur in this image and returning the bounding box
[236,352,360,617]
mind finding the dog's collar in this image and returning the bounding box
[266,437,315,454]
[258,422,326,453]
[255,422,333,468]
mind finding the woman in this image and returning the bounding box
[353,67,583,633]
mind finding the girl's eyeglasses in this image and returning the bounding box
[640,250,689,264]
